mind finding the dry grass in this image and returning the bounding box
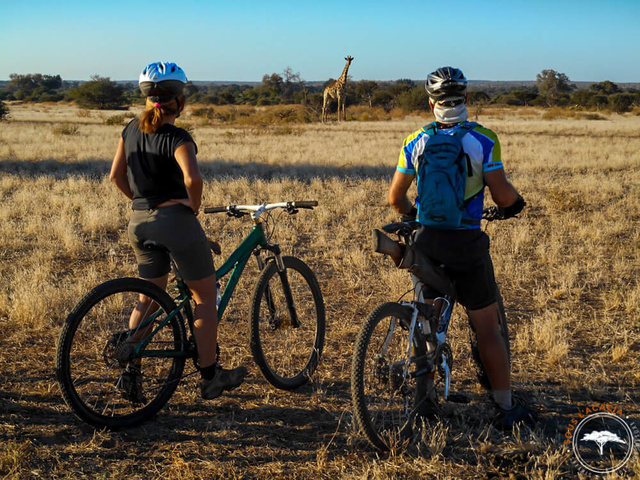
[1,103,639,478]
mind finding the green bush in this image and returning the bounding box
[104,114,126,125]
[67,75,125,109]
[396,87,430,112]
[371,90,393,112]
[0,101,9,121]
[191,107,216,119]
[52,123,79,136]
[608,93,635,113]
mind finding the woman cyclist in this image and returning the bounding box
[109,61,247,402]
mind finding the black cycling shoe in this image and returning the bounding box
[117,365,146,404]
[200,364,248,400]
[494,397,537,430]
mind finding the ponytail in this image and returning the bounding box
[139,94,186,134]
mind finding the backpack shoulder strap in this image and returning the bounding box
[421,122,438,136]
[454,121,479,139]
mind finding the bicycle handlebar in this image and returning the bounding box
[482,207,502,222]
[203,206,229,214]
[204,201,318,216]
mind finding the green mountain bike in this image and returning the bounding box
[56,201,325,428]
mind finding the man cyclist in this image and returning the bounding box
[386,66,534,429]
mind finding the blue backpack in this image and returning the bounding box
[416,122,478,229]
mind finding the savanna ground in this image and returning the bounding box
[0,102,639,479]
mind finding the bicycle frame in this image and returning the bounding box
[131,222,270,361]
[127,200,320,363]
[399,281,456,399]
[215,222,268,318]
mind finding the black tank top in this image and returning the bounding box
[122,120,198,210]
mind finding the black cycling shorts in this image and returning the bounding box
[413,227,497,311]
[128,204,215,281]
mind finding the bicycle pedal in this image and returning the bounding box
[447,393,470,403]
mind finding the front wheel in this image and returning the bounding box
[250,256,325,390]
[351,302,429,451]
[56,278,188,428]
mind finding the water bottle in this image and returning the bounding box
[216,282,222,307]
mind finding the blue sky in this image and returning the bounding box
[2,0,639,83]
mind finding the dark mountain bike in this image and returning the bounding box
[351,208,510,451]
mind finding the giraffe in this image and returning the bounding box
[322,56,354,122]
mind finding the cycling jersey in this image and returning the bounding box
[397,121,503,229]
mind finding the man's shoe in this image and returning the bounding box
[201,364,248,400]
[495,397,537,430]
[118,365,146,404]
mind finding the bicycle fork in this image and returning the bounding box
[401,298,454,400]
[254,245,300,328]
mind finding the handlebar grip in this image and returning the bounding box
[204,206,228,214]
[291,201,318,209]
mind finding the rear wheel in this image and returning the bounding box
[56,278,188,428]
[351,302,429,451]
[250,256,325,390]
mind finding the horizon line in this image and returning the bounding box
[1,78,639,85]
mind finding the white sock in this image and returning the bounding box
[492,390,513,409]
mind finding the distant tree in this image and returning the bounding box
[467,90,491,105]
[183,82,199,98]
[7,73,63,101]
[608,93,635,113]
[355,80,378,107]
[590,80,621,95]
[388,79,414,98]
[257,73,284,104]
[536,69,574,106]
[371,90,393,112]
[570,89,598,108]
[306,92,323,111]
[0,100,9,121]
[67,75,126,109]
[497,87,538,106]
[395,78,416,88]
[512,87,538,106]
[281,67,305,104]
[397,86,430,112]
[218,89,236,105]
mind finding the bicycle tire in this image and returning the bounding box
[250,256,325,390]
[469,285,511,390]
[351,302,429,451]
[56,278,188,428]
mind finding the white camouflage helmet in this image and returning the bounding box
[138,62,187,97]
[425,67,469,124]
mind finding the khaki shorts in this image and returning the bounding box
[128,204,215,281]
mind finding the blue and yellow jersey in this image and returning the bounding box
[397,121,503,229]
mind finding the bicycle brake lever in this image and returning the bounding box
[226,209,246,218]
